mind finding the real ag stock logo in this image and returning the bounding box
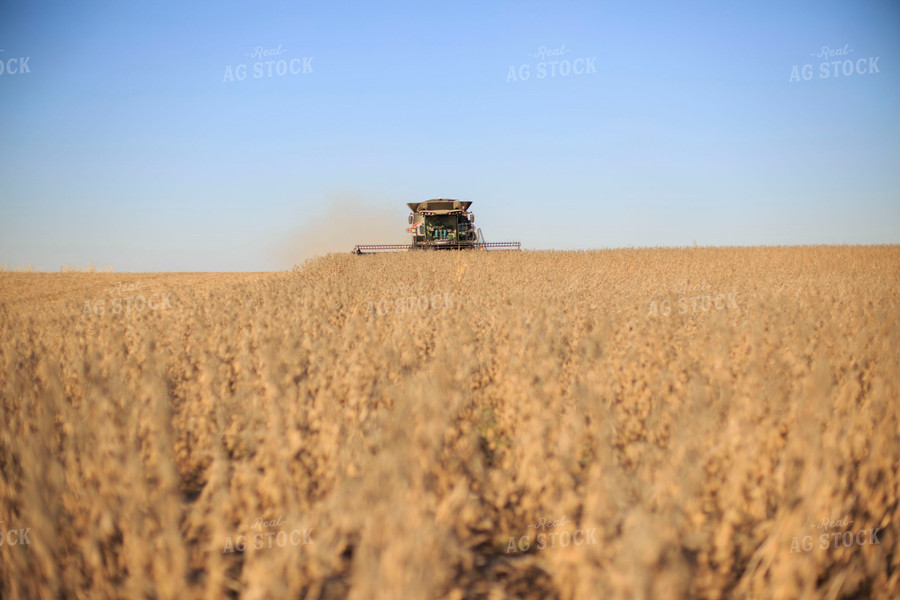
[789,44,880,82]
[0,50,31,76]
[82,281,173,318]
[506,515,598,554]
[223,44,313,82]
[222,515,313,553]
[790,516,883,553]
[647,281,738,318]
[363,280,456,318]
[0,521,31,546]
[506,44,597,83]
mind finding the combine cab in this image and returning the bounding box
[352,198,520,254]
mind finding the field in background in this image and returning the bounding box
[1,246,898,599]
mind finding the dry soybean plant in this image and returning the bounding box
[0,246,897,599]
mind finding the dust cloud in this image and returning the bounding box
[279,193,409,266]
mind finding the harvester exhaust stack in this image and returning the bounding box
[352,198,520,254]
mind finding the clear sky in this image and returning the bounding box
[1,0,898,271]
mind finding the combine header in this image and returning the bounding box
[352,198,520,254]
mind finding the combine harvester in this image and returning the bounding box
[352,198,520,254]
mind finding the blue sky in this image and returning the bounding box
[1,0,898,271]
